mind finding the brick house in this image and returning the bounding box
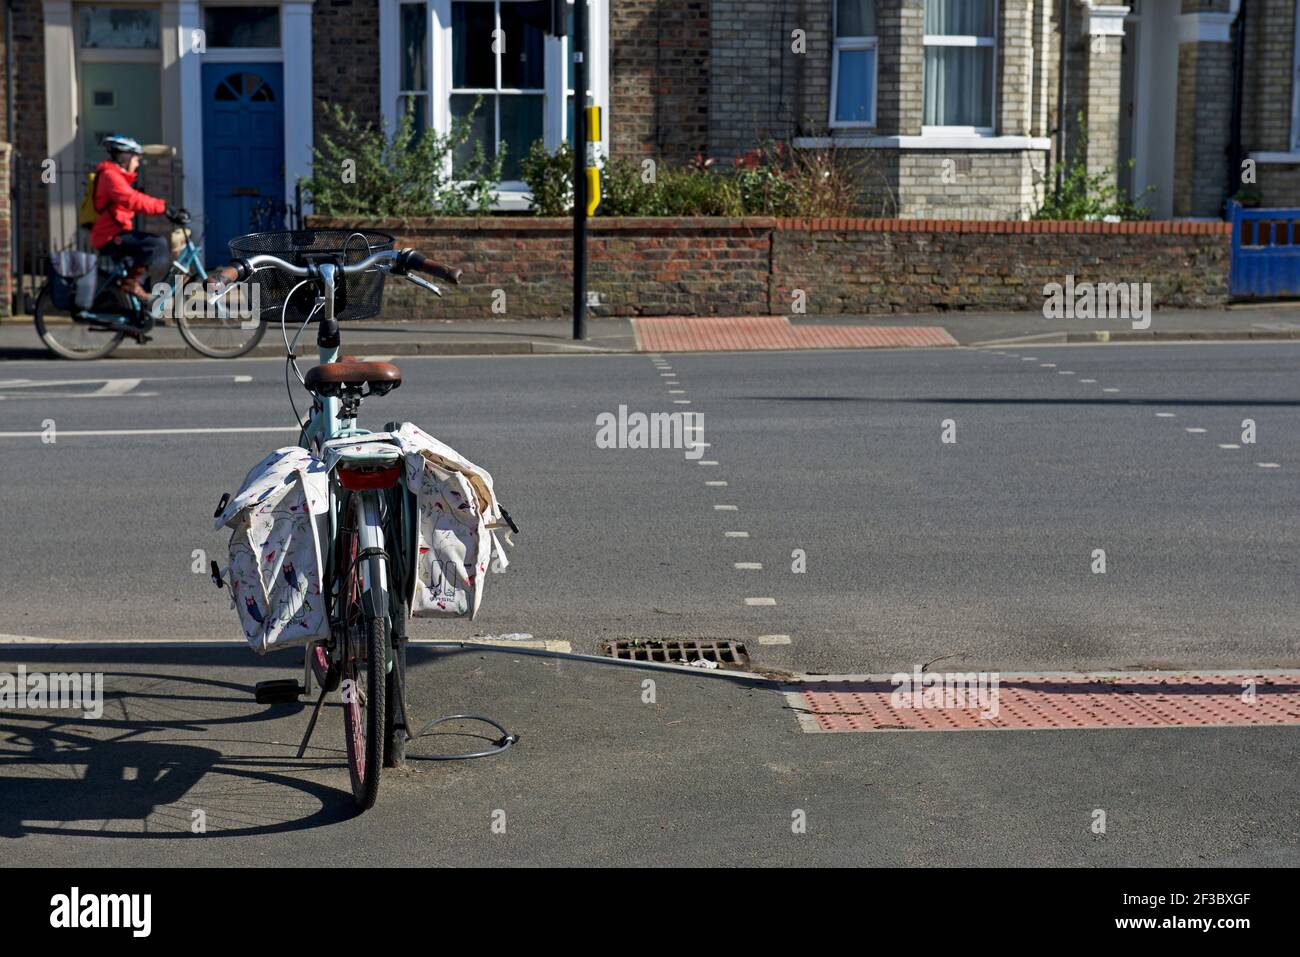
[0,0,1295,258]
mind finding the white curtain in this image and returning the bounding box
[923,0,995,127]
[924,0,995,36]
[924,47,994,127]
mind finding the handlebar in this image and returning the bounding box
[396,250,462,285]
[206,247,461,308]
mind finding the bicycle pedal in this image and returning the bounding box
[254,679,307,704]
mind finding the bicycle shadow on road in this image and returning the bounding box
[0,647,358,839]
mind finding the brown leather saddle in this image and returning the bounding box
[303,358,402,398]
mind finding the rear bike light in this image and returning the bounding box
[336,463,402,491]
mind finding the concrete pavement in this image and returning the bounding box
[4,643,1297,866]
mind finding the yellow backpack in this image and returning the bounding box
[78,171,103,230]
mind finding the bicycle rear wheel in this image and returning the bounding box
[32,284,125,360]
[384,634,407,767]
[175,271,267,358]
[342,614,386,810]
[339,497,386,810]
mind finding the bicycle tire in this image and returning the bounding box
[175,272,268,358]
[32,283,125,360]
[384,635,406,767]
[339,497,386,810]
[343,613,386,810]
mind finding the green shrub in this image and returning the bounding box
[600,157,659,215]
[302,102,503,218]
[520,140,874,217]
[519,140,575,216]
[1034,116,1151,221]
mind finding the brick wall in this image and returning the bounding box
[310,216,773,318]
[774,217,1231,312]
[898,149,1046,219]
[1242,0,1300,207]
[611,0,711,163]
[0,142,10,319]
[8,0,47,166]
[307,214,1233,317]
[1174,39,1235,216]
[312,0,381,139]
[707,0,797,157]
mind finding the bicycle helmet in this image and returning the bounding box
[102,134,144,156]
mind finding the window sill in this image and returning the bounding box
[794,134,1053,151]
[1249,151,1300,164]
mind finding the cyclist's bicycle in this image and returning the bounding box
[33,214,268,360]
[209,231,464,810]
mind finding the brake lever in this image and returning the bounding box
[404,273,443,297]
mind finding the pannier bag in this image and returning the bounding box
[214,447,331,653]
[47,250,99,311]
[391,423,511,619]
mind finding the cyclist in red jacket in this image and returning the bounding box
[89,134,188,304]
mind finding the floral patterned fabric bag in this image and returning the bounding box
[214,448,331,653]
[391,423,511,619]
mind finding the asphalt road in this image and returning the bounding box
[3,342,1298,867]
[1,343,1297,674]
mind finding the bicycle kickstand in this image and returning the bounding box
[296,685,329,759]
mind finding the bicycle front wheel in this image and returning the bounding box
[32,284,125,360]
[175,272,267,358]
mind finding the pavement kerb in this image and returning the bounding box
[974,330,1300,348]
[0,637,790,685]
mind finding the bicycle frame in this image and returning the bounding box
[73,231,210,327]
[296,264,405,686]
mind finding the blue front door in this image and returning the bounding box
[202,63,285,258]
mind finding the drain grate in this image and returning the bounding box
[599,639,751,670]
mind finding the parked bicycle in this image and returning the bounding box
[209,230,514,811]
[33,213,268,360]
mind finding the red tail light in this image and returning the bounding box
[336,463,402,491]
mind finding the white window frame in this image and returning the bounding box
[380,0,608,205]
[394,0,431,130]
[921,0,999,136]
[828,1,878,130]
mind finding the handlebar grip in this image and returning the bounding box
[402,250,462,285]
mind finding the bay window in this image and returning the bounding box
[382,0,607,194]
[923,0,997,132]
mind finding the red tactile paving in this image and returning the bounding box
[790,672,1300,733]
[633,316,957,353]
